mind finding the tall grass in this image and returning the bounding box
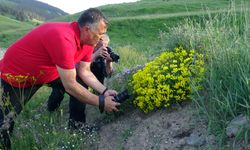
[104,46,148,92]
[162,2,250,146]
[10,87,100,149]
[113,46,149,72]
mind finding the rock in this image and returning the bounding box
[186,131,206,146]
[178,138,187,146]
[173,128,193,139]
[226,114,250,138]
[182,145,198,150]
[206,134,216,145]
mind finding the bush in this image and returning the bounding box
[131,47,205,113]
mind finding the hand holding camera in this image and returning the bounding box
[112,90,130,103]
[95,47,120,63]
[94,46,109,59]
[104,96,120,112]
[99,89,130,113]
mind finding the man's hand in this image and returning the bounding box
[104,96,120,112]
[104,89,117,97]
[96,46,109,59]
[106,54,112,62]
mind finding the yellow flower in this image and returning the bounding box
[131,47,205,113]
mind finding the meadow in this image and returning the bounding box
[0,15,33,48]
[1,0,250,149]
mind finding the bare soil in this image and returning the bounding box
[85,102,216,150]
[85,100,250,150]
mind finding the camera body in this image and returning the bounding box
[106,47,120,63]
[113,90,130,103]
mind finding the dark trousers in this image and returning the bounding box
[48,87,87,125]
[90,61,107,84]
[48,63,107,126]
[47,75,87,125]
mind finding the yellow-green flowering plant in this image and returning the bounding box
[131,47,205,113]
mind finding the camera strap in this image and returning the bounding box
[99,95,105,113]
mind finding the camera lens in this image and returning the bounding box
[114,90,130,103]
[110,53,120,62]
[106,47,120,62]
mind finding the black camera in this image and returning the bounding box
[113,90,130,103]
[107,47,120,63]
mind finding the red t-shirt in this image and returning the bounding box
[0,22,94,88]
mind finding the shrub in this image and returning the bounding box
[131,47,205,113]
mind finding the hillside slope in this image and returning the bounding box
[1,0,249,49]
[52,0,250,51]
[54,0,249,21]
[0,15,34,48]
[0,0,68,21]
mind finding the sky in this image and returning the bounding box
[37,0,139,14]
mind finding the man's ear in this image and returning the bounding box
[80,26,89,32]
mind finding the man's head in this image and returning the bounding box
[78,8,108,46]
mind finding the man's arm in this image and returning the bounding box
[105,56,113,76]
[56,66,99,106]
[77,61,107,94]
[56,66,120,112]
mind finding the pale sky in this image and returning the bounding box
[37,0,139,14]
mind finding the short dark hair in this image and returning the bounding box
[77,8,108,28]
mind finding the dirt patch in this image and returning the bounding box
[85,102,218,150]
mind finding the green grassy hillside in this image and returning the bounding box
[56,0,246,21]
[0,0,68,21]
[51,0,250,51]
[1,0,249,67]
[103,0,249,51]
[0,0,248,73]
[100,0,239,17]
[0,15,34,48]
[2,0,249,49]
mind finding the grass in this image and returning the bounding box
[99,0,241,17]
[109,17,184,51]
[0,15,34,48]
[112,46,149,71]
[57,0,249,20]
[1,0,249,49]
[160,4,250,148]
[11,87,100,149]
[50,0,250,51]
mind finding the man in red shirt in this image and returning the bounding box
[0,8,120,149]
[47,34,114,129]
